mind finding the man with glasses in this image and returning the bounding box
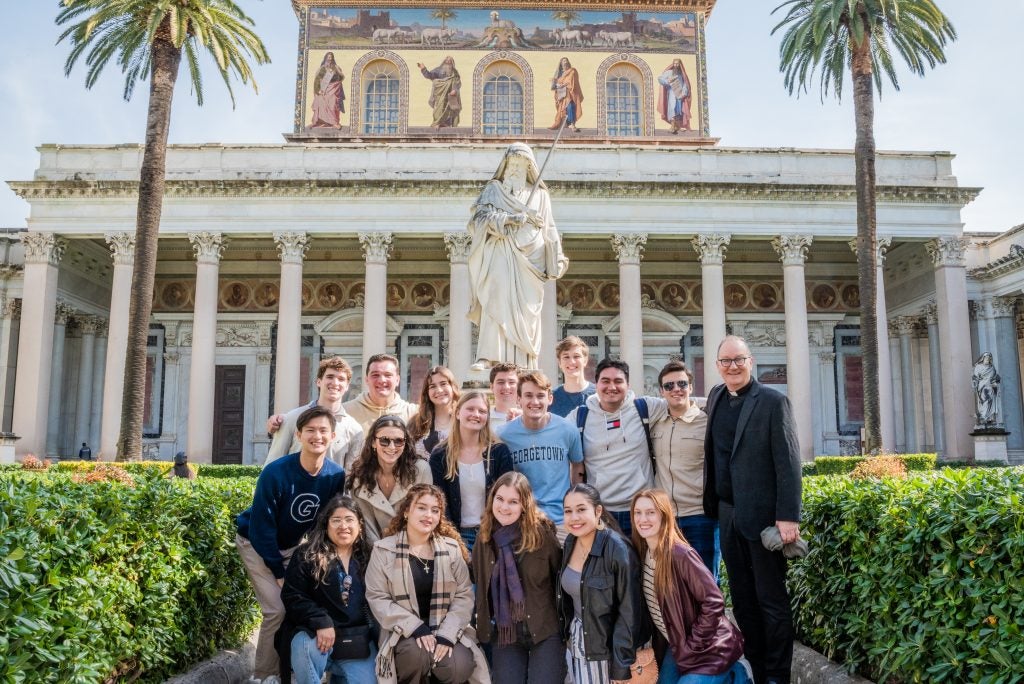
[703,336,802,684]
[650,359,720,580]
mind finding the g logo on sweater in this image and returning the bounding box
[290,493,321,523]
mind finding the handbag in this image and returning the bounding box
[629,646,658,684]
[330,624,371,661]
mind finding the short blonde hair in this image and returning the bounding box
[555,335,590,359]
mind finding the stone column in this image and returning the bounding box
[14,233,66,457]
[540,280,559,379]
[611,233,647,393]
[922,303,945,455]
[90,320,107,450]
[990,296,1023,451]
[272,232,309,414]
[925,237,973,460]
[74,316,99,450]
[46,303,75,457]
[100,232,135,460]
[894,316,919,452]
[0,296,21,432]
[359,233,392,370]
[849,237,895,450]
[444,233,473,380]
[772,234,814,461]
[692,234,730,394]
[187,232,226,463]
[818,351,838,450]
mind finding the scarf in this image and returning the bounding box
[489,521,526,646]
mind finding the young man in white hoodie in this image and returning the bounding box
[565,358,667,536]
[341,353,418,432]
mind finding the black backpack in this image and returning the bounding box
[574,398,656,475]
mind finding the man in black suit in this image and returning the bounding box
[703,335,802,684]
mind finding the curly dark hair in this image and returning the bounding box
[382,483,469,563]
[297,494,371,585]
[348,415,419,494]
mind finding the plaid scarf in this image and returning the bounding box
[490,521,526,646]
[376,530,457,679]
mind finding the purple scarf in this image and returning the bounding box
[490,521,526,646]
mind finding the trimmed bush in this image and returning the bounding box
[53,459,186,478]
[790,467,1024,681]
[196,464,261,479]
[0,472,258,682]
[814,453,937,475]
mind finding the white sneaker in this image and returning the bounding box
[261,677,282,684]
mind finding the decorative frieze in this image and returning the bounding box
[443,233,472,264]
[188,232,227,265]
[691,233,730,265]
[105,232,136,266]
[359,232,393,264]
[925,236,969,267]
[772,234,813,266]
[21,233,67,266]
[273,232,310,265]
[611,233,647,265]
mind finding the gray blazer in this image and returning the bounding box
[702,379,802,540]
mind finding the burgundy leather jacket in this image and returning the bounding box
[653,542,744,675]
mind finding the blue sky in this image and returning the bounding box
[1,2,1020,233]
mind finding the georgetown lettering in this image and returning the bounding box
[511,445,567,463]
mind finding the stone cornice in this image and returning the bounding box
[7,179,982,205]
[293,0,716,12]
[968,244,1024,281]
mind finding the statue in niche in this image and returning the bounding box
[467,143,568,368]
[972,352,1002,427]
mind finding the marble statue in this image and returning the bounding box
[467,143,569,368]
[972,352,1001,426]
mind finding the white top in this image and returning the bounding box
[644,551,669,640]
[458,460,487,527]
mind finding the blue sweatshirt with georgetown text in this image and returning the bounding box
[236,453,346,578]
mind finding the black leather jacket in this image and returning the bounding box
[558,528,647,681]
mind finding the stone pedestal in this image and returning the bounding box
[972,429,1009,464]
[0,433,17,464]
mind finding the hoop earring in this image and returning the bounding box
[597,518,606,531]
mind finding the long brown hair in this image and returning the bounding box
[298,494,371,585]
[630,488,687,599]
[382,483,469,563]
[348,415,419,494]
[409,366,460,443]
[478,471,553,554]
[439,390,494,481]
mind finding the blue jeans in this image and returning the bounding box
[677,514,721,583]
[609,509,632,537]
[658,650,752,684]
[290,631,377,684]
[460,526,478,554]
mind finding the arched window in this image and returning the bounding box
[481,63,525,136]
[362,61,400,135]
[605,64,642,137]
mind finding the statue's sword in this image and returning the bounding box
[526,116,568,207]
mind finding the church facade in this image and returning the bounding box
[3,0,1016,465]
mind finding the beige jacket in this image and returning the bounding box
[264,400,364,470]
[342,392,418,433]
[651,400,708,517]
[365,534,490,684]
[350,458,433,544]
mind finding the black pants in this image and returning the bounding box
[491,631,567,684]
[719,503,793,684]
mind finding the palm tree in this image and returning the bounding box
[773,0,954,453]
[57,0,269,460]
[551,10,580,29]
[431,8,456,29]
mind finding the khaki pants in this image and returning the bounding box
[393,635,475,684]
[236,534,296,679]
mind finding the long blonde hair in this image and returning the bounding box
[630,488,688,599]
[440,390,494,481]
[478,471,553,554]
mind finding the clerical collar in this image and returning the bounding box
[728,379,755,398]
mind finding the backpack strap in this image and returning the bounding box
[575,405,590,452]
[634,398,657,475]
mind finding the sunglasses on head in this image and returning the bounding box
[376,436,406,448]
[661,380,689,391]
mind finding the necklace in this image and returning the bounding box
[411,552,432,574]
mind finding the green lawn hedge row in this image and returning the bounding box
[49,460,262,479]
[791,467,1024,682]
[814,453,937,475]
[0,472,259,682]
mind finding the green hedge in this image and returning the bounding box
[196,464,261,479]
[53,460,181,477]
[814,453,937,475]
[790,467,1024,681]
[0,472,259,682]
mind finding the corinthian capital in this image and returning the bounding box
[359,232,393,264]
[772,234,813,266]
[848,235,891,267]
[443,233,472,264]
[273,232,309,265]
[611,233,648,265]
[925,237,968,267]
[921,301,938,325]
[691,233,730,265]
[989,296,1017,319]
[21,232,67,266]
[189,232,227,264]
[55,301,75,325]
[104,232,136,266]
[894,316,920,337]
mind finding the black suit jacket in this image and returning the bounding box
[702,379,802,541]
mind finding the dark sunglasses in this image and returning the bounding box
[661,380,690,391]
[338,571,353,606]
[376,436,406,448]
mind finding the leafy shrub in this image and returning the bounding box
[70,463,137,486]
[53,460,182,478]
[814,453,936,475]
[20,455,52,470]
[849,455,907,480]
[196,464,261,479]
[790,467,1024,681]
[0,472,259,682]
[800,462,817,477]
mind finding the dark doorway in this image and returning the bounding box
[213,365,246,464]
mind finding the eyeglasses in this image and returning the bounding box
[717,356,750,368]
[338,571,353,606]
[376,436,406,448]
[661,380,689,392]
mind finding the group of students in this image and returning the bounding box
[235,335,801,684]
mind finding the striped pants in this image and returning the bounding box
[566,616,609,684]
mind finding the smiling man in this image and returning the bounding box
[550,335,595,417]
[236,406,347,682]
[488,362,521,430]
[342,353,418,432]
